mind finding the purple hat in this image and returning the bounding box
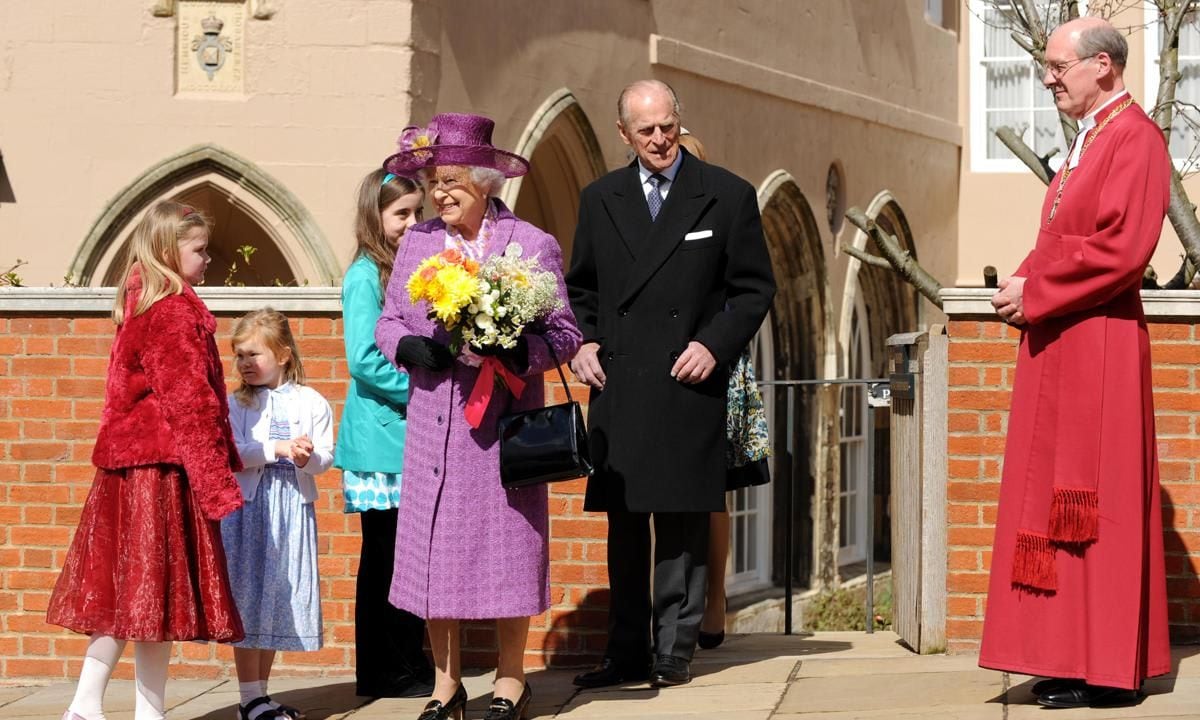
[383,113,530,179]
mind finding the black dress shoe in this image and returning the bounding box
[417,683,467,720]
[1030,677,1083,696]
[650,655,691,687]
[573,657,650,688]
[697,630,725,650]
[483,682,532,720]
[1037,683,1139,709]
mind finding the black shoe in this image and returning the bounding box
[483,682,532,720]
[417,683,467,720]
[1037,683,1139,709]
[573,657,650,688]
[697,630,725,650]
[357,674,436,698]
[1030,677,1083,696]
[650,655,691,687]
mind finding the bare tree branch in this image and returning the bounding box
[842,244,893,270]
[845,207,943,308]
[995,127,1056,185]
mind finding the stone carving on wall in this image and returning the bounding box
[153,0,275,20]
[176,2,246,94]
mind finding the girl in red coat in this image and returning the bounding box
[47,200,246,720]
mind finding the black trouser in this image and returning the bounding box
[355,508,431,688]
[605,510,710,665]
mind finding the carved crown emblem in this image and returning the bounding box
[200,15,224,35]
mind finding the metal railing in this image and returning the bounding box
[756,378,891,635]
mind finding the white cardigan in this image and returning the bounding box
[227,383,335,503]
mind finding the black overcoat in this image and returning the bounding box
[566,150,776,512]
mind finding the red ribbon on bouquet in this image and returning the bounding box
[464,356,526,429]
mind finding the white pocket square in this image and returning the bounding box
[684,230,713,241]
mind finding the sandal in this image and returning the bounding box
[237,697,291,720]
[268,699,306,720]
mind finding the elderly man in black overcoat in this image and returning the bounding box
[566,79,776,688]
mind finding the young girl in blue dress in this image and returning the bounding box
[335,169,434,697]
[223,308,335,720]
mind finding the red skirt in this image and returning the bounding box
[47,465,244,642]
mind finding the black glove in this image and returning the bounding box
[471,335,529,371]
[396,335,454,371]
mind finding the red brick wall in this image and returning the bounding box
[0,311,607,680]
[945,318,1200,653]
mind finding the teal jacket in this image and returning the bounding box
[334,255,408,474]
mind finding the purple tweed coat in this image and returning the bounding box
[375,199,581,619]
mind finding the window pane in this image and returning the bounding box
[986,60,1032,108]
[1032,109,1064,158]
[984,7,1024,57]
[986,109,1028,159]
[1180,15,1200,57]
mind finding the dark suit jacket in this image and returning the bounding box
[566,149,776,512]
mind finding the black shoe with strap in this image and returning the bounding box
[482,682,532,720]
[417,683,468,720]
[238,697,293,720]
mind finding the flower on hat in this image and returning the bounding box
[398,121,439,163]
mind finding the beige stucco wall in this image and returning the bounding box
[0,1,421,285]
[1,0,958,371]
[957,3,1188,287]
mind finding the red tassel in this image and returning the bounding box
[1048,487,1099,544]
[1012,531,1056,591]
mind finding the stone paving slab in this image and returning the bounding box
[4,633,1200,719]
[777,669,1005,714]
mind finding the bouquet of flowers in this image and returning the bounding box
[406,244,562,351]
[406,244,563,426]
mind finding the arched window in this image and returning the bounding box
[71,144,336,287]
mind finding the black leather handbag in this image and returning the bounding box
[498,340,593,489]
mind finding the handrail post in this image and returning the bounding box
[784,384,795,635]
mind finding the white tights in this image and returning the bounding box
[68,635,171,720]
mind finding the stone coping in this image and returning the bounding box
[941,287,1200,320]
[0,286,343,314]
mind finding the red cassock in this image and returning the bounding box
[979,98,1172,690]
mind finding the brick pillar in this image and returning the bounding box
[941,289,1200,652]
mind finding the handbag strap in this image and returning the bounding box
[537,336,572,397]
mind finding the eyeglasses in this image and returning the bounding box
[1045,54,1095,80]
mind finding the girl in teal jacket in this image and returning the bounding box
[335,169,432,698]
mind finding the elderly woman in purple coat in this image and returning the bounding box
[375,113,581,720]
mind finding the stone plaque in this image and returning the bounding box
[176,1,246,95]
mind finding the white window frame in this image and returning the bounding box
[1144,1,1199,168]
[969,0,1085,172]
[837,295,870,566]
[725,315,774,597]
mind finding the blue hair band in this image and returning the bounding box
[381,173,397,186]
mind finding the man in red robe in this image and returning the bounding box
[985,16,1172,709]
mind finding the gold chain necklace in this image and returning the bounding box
[1046,97,1134,225]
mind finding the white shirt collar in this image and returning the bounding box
[1067,90,1130,169]
[637,149,684,188]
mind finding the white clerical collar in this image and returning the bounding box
[637,149,684,187]
[1067,90,1129,169]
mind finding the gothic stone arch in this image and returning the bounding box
[71,144,337,286]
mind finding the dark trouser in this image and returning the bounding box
[355,508,431,688]
[605,510,710,665]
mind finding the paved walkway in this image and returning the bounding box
[3,632,1199,719]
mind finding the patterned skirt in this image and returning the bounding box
[221,464,323,651]
[47,465,244,642]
